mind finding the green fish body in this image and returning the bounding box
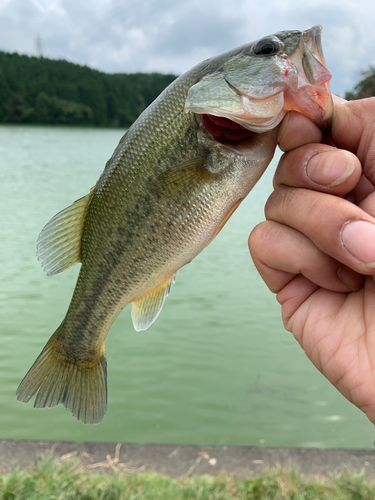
[17,26,333,424]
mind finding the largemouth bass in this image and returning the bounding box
[17,26,333,424]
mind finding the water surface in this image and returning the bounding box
[0,125,373,448]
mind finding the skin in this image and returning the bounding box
[248,96,375,424]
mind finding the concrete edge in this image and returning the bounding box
[1,439,375,478]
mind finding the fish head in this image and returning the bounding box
[185,25,333,145]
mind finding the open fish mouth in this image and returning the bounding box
[186,25,333,145]
[201,114,257,145]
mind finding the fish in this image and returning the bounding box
[17,25,333,424]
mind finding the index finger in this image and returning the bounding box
[273,144,361,196]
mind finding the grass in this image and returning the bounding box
[0,455,374,500]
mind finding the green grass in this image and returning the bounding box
[0,455,374,500]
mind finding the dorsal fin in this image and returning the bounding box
[37,192,93,276]
[131,275,176,331]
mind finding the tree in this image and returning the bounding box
[3,93,33,122]
[345,66,375,100]
[0,50,177,127]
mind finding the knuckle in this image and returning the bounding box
[265,185,296,220]
[248,221,268,252]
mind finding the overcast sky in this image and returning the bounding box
[0,0,374,97]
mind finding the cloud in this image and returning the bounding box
[0,0,375,95]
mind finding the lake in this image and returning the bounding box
[0,124,373,448]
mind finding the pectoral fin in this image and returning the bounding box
[37,191,93,276]
[150,154,216,201]
[131,275,176,331]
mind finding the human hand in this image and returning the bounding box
[248,97,375,423]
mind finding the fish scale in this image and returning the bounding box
[17,26,333,424]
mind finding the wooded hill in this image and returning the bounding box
[0,50,374,127]
[0,51,177,127]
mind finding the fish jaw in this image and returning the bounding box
[282,25,333,129]
[185,25,333,136]
[185,67,287,134]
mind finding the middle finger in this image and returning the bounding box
[265,186,375,276]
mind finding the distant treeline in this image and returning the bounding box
[0,51,177,127]
[345,66,375,100]
[1,51,374,128]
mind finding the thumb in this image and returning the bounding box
[331,98,375,179]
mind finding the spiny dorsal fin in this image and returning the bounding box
[131,275,176,331]
[37,192,93,276]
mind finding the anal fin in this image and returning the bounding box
[131,275,176,331]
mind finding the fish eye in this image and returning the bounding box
[253,38,280,56]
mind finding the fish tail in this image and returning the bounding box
[16,326,107,425]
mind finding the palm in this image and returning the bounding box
[285,276,375,422]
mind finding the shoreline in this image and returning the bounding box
[1,439,375,478]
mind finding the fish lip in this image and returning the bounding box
[286,25,333,129]
[189,88,287,135]
[187,25,333,136]
[302,25,326,66]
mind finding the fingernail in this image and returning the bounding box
[277,113,290,145]
[306,150,355,187]
[341,220,375,267]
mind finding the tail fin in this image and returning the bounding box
[16,328,107,425]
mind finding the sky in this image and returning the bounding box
[0,0,374,97]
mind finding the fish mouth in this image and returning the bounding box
[198,91,285,147]
[200,114,257,146]
[283,25,333,129]
[187,25,333,144]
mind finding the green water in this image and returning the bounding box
[1,125,374,448]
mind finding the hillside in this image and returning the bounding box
[1,51,374,127]
[0,52,177,127]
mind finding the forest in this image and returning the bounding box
[0,51,177,127]
[0,50,374,128]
